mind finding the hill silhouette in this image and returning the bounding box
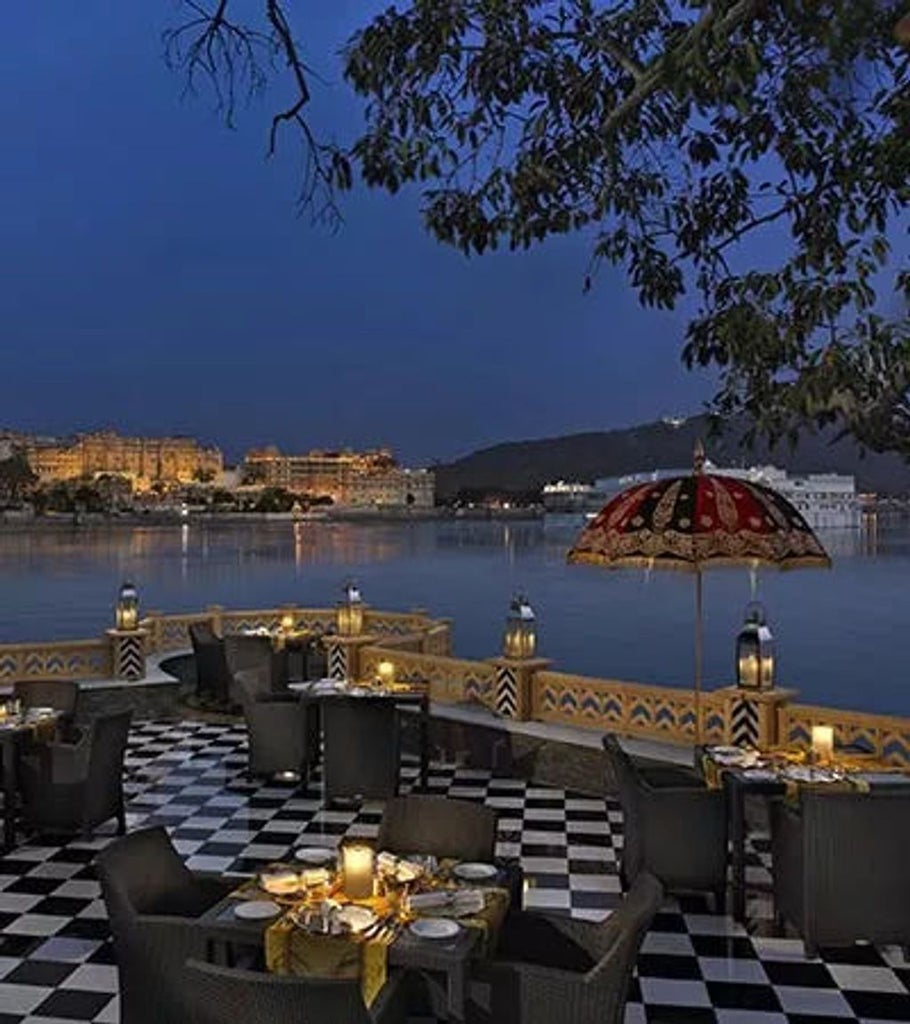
[435,415,910,500]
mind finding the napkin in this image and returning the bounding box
[408,889,485,917]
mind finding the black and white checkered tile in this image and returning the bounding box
[0,719,908,1023]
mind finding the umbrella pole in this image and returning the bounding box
[694,570,703,745]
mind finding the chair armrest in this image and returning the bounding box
[22,734,91,785]
[638,765,706,789]
[190,874,236,908]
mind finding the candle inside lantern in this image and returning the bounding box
[811,725,834,763]
[342,843,375,900]
[377,660,395,688]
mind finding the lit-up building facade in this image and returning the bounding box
[243,447,435,507]
[24,432,223,490]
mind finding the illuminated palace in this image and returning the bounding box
[23,431,223,490]
[242,447,435,508]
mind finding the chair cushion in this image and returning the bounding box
[495,912,595,973]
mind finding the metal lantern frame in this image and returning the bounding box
[115,581,140,631]
[503,594,536,660]
[336,580,364,636]
[735,601,775,691]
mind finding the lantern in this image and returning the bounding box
[376,660,395,688]
[340,841,375,900]
[115,582,140,631]
[735,602,774,690]
[336,580,364,636]
[503,594,536,660]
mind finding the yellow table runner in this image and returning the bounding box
[265,913,392,1008]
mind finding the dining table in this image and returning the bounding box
[698,743,910,922]
[194,855,520,1022]
[0,707,61,850]
[289,679,432,791]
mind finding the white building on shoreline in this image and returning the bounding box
[544,464,862,529]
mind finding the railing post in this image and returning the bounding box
[490,656,551,720]
[323,634,377,682]
[106,628,148,681]
[714,685,798,748]
[207,604,224,637]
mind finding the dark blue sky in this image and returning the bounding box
[1,4,899,466]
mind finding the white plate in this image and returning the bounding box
[295,847,336,865]
[710,746,745,758]
[336,905,377,934]
[409,918,461,941]
[234,900,281,921]
[452,862,497,882]
[740,768,779,782]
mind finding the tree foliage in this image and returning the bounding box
[167,1,910,456]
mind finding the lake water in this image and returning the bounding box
[0,518,906,716]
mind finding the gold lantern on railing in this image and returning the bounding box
[336,580,364,636]
[115,581,140,631]
[735,602,774,690]
[503,594,536,660]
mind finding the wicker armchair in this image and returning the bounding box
[182,959,410,1024]
[323,697,400,803]
[468,871,663,1024]
[13,678,80,740]
[603,734,727,908]
[378,795,497,862]
[189,623,232,704]
[224,634,287,702]
[97,827,236,1024]
[19,710,132,838]
[236,666,319,780]
[770,787,910,958]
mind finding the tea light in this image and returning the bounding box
[341,842,375,900]
[377,661,395,688]
[280,611,295,633]
[260,868,300,896]
[811,725,834,763]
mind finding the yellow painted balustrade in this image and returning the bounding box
[533,670,733,745]
[359,645,497,709]
[0,639,112,681]
[780,703,910,767]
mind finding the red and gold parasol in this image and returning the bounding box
[567,441,830,739]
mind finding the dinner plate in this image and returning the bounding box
[710,746,744,758]
[295,847,336,865]
[234,900,281,921]
[452,862,498,882]
[409,918,461,941]
[336,905,377,934]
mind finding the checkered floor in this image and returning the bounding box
[1,719,908,1023]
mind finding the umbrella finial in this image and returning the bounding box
[693,439,706,475]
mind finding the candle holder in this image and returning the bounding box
[376,660,395,689]
[811,724,834,765]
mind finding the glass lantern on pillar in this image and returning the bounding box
[115,582,140,631]
[336,580,364,636]
[503,594,536,660]
[735,602,774,690]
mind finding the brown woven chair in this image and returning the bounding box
[771,786,910,958]
[97,826,235,1024]
[19,710,132,838]
[189,623,232,704]
[236,666,319,780]
[603,734,727,909]
[323,697,400,803]
[468,871,663,1024]
[378,795,496,862]
[181,959,411,1024]
[13,678,80,739]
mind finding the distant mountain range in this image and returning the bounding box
[435,415,910,499]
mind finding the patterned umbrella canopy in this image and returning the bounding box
[567,457,831,572]
[567,443,831,741]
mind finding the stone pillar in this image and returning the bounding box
[323,635,377,682]
[490,657,551,720]
[207,604,224,636]
[107,629,148,682]
[716,686,798,748]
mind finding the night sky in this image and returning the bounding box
[1,4,901,466]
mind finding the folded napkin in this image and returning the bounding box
[408,889,485,917]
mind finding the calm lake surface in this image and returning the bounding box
[0,518,906,716]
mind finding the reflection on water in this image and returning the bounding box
[0,518,907,716]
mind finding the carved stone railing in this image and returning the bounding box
[1,599,908,766]
[359,645,497,709]
[780,703,910,767]
[0,639,112,681]
[532,670,733,745]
